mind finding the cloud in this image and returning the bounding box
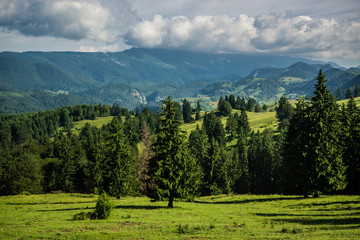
[0,0,137,42]
[127,14,257,52]
[126,13,360,60]
[0,0,359,63]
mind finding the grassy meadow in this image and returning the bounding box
[0,194,359,239]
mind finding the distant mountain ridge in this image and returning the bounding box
[199,62,360,103]
[0,48,358,114]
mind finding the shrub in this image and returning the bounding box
[20,191,31,195]
[94,192,113,220]
[177,224,191,234]
[73,212,92,220]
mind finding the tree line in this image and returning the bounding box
[0,70,359,207]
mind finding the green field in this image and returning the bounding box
[180,110,278,136]
[0,194,359,239]
[71,116,115,134]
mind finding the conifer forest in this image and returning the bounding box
[0,70,359,207]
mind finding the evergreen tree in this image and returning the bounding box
[336,88,343,100]
[173,102,183,122]
[188,125,209,171]
[202,139,229,195]
[237,109,250,137]
[102,117,136,198]
[246,98,257,112]
[229,94,236,109]
[218,97,232,116]
[354,84,360,98]
[203,112,226,146]
[254,104,262,112]
[283,70,347,196]
[276,95,293,122]
[148,97,200,207]
[225,113,237,141]
[195,100,202,120]
[341,98,360,194]
[262,104,268,112]
[182,98,193,123]
[232,133,249,193]
[346,87,353,99]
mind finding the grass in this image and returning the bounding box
[338,96,360,107]
[0,194,359,239]
[70,116,114,134]
[181,110,278,137]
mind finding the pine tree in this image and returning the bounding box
[195,100,202,120]
[233,133,249,193]
[341,98,360,194]
[182,98,193,123]
[229,94,236,109]
[346,87,353,99]
[336,88,343,100]
[246,98,257,112]
[283,70,347,196]
[225,113,237,141]
[276,95,293,122]
[203,112,226,146]
[202,139,228,195]
[237,109,250,137]
[148,96,200,207]
[188,125,208,171]
[354,85,360,98]
[218,97,232,116]
[102,117,136,198]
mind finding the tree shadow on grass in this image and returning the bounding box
[37,207,92,212]
[273,217,360,227]
[194,196,304,205]
[7,201,96,205]
[114,205,168,210]
[256,212,360,218]
[288,200,360,208]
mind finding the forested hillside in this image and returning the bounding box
[2,48,358,114]
[1,71,359,202]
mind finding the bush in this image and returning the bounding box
[72,212,92,220]
[73,192,113,221]
[94,192,113,220]
[20,191,31,195]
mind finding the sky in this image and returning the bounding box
[0,0,359,67]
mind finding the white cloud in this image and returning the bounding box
[127,14,257,52]
[126,13,360,61]
[0,0,359,65]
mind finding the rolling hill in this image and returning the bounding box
[0,48,359,113]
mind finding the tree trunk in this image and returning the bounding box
[168,196,174,208]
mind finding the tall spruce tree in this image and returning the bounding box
[148,96,200,207]
[341,98,360,194]
[233,133,249,193]
[276,95,293,122]
[283,70,347,196]
[195,100,202,120]
[354,85,360,98]
[237,109,250,137]
[102,117,136,198]
[346,88,353,99]
[182,98,193,123]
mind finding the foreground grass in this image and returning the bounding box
[0,194,359,239]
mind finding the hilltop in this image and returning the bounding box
[2,48,359,114]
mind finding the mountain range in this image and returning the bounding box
[0,48,359,114]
